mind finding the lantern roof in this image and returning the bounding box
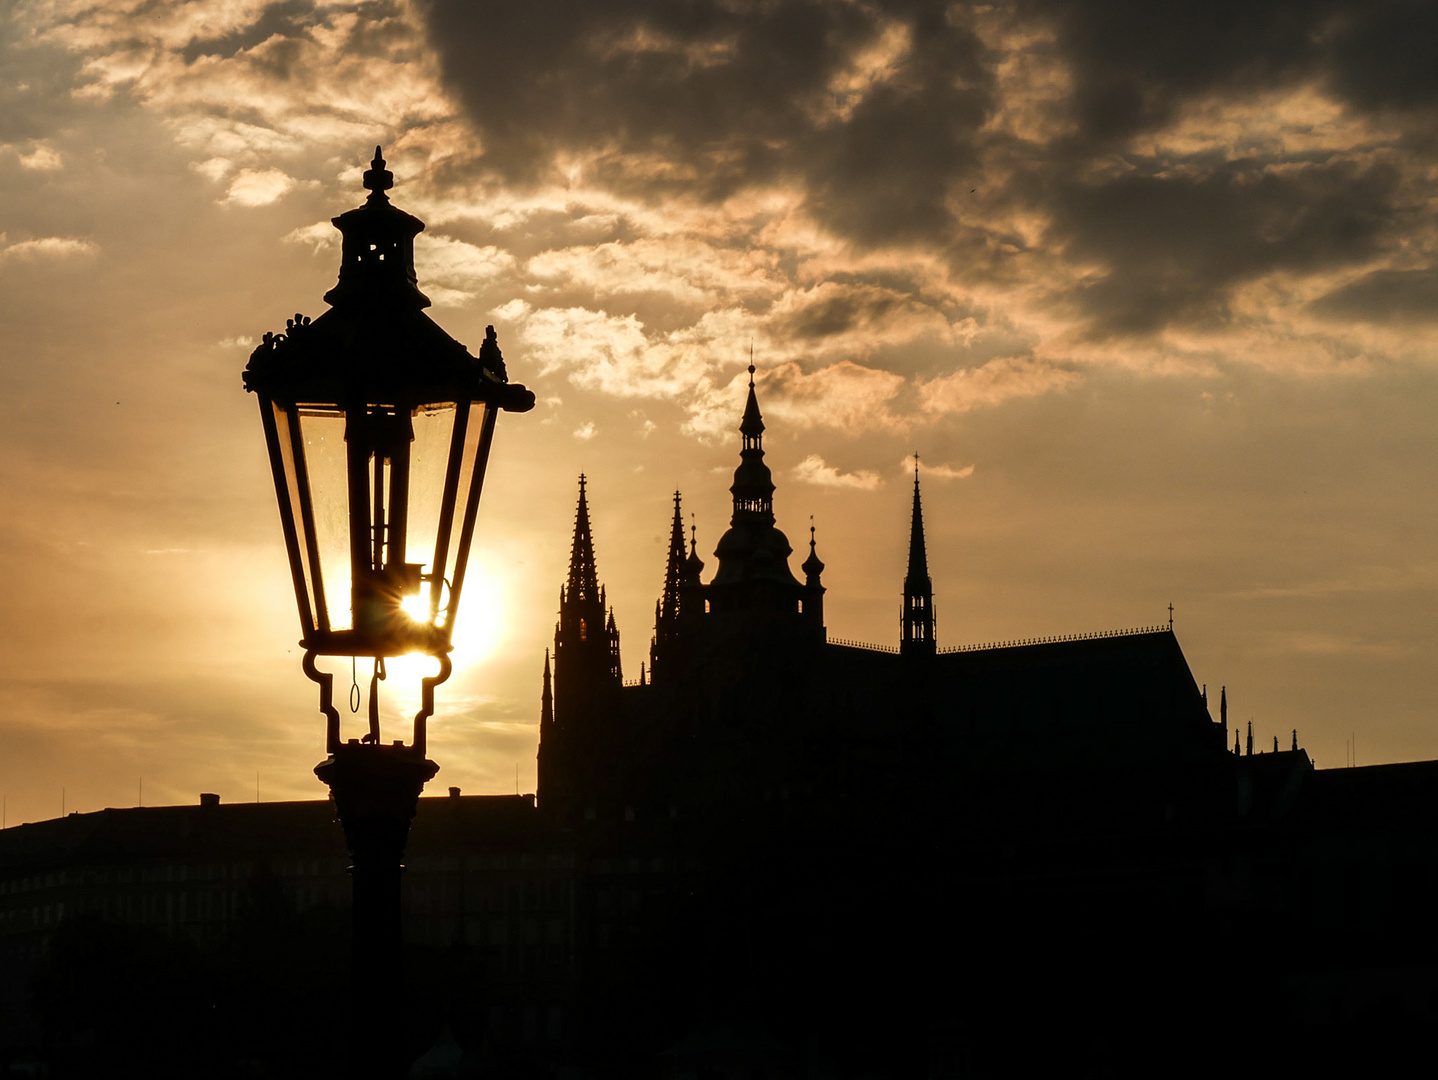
[243,148,533,414]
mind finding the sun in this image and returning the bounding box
[386,556,505,686]
[350,556,507,732]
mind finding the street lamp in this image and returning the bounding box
[243,147,533,1076]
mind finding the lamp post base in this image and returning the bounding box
[316,741,439,1079]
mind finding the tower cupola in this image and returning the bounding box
[711,364,800,597]
[729,365,776,521]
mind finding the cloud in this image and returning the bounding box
[283,220,337,253]
[1050,156,1401,334]
[916,356,1075,415]
[688,360,907,439]
[1311,268,1438,324]
[525,237,783,309]
[414,234,516,301]
[0,236,98,261]
[18,144,62,169]
[573,422,596,440]
[424,0,991,244]
[223,166,296,206]
[792,455,882,490]
[906,459,974,480]
[190,156,231,182]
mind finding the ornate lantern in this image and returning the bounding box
[244,148,533,755]
[243,149,532,1076]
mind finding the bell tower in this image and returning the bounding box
[540,476,622,809]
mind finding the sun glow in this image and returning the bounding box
[380,556,506,701]
[447,557,505,671]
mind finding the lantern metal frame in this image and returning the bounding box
[243,147,534,756]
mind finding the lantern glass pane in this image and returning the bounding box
[407,404,458,622]
[441,401,494,630]
[268,401,318,634]
[298,409,352,631]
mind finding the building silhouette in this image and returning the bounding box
[5,371,1438,1076]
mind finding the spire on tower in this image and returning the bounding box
[661,492,685,621]
[567,474,600,603]
[740,363,765,448]
[901,460,936,657]
[801,516,827,636]
[684,518,705,584]
[651,492,690,680]
[802,517,825,584]
[541,649,553,728]
[905,461,930,590]
[728,364,775,522]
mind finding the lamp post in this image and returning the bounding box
[243,148,533,1077]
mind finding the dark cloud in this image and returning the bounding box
[0,18,89,146]
[779,283,914,340]
[179,0,320,64]
[1021,0,1438,145]
[423,0,990,243]
[1052,159,1399,333]
[1017,0,1330,146]
[1312,268,1438,324]
[425,0,1438,338]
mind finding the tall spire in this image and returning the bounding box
[651,492,687,679]
[661,491,685,622]
[901,456,936,656]
[567,474,600,602]
[905,457,930,588]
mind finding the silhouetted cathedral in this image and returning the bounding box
[536,365,1225,827]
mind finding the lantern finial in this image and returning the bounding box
[363,145,394,199]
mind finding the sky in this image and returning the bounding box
[2,0,1438,822]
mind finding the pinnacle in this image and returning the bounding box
[905,472,930,588]
[567,475,600,601]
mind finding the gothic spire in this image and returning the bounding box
[541,648,553,727]
[905,459,930,591]
[660,491,685,622]
[650,492,688,680]
[901,458,936,656]
[567,474,600,602]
